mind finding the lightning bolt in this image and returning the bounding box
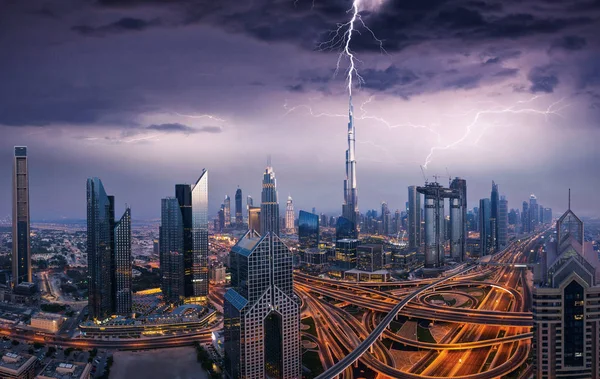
[174,112,226,122]
[422,96,569,168]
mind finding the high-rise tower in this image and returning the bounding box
[490,181,499,252]
[113,207,132,316]
[12,147,31,287]
[498,196,508,248]
[191,170,209,299]
[160,197,184,304]
[175,184,194,298]
[260,165,280,236]
[224,231,301,379]
[407,186,421,249]
[235,188,243,226]
[224,195,231,227]
[87,178,113,320]
[450,177,467,261]
[285,196,294,232]
[341,98,358,237]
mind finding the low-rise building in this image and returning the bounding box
[30,313,64,333]
[0,351,37,379]
[36,361,91,379]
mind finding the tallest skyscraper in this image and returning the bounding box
[340,98,358,239]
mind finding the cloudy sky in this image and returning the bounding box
[1,0,599,220]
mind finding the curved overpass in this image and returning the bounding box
[315,264,475,379]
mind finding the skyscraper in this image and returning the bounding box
[224,195,231,227]
[529,194,539,231]
[235,188,243,226]
[285,196,294,232]
[87,178,113,320]
[450,178,467,261]
[490,181,499,252]
[407,186,421,249]
[298,210,319,249]
[341,98,358,238]
[522,201,530,233]
[417,182,447,268]
[12,147,31,287]
[175,184,194,298]
[532,193,600,379]
[498,196,508,248]
[224,231,300,379]
[160,197,185,304]
[479,198,491,256]
[260,166,280,236]
[113,207,132,316]
[87,179,131,319]
[191,170,209,299]
[247,195,253,208]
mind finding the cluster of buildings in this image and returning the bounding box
[158,171,209,305]
[0,349,91,379]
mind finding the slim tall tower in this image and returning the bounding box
[285,196,294,232]
[260,165,280,236]
[160,197,184,304]
[490,181,499,252]
[407,186,421,249]
[235,188,243,226]
[191,170,209,299]
[479,198,491,256]
[498,196,508,248]
[12,147,31,287]
[450,178,467,261]
[224,195,231,227]
[113,207,132,316]
[224,231,301,379]
[87,178,114,320]
[341,98,358,236]
[175,184,194,298]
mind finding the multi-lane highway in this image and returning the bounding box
[298,233,541,378]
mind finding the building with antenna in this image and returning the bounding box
[533,190,600,379]
[338,98,358,240]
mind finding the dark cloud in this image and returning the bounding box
[436,7,486,29]
[72,17,161,36]
[146,123,222,134]
[360,66,420,91]
[528,66,559,93]
[443,74,482,89]
[550,35,587,51]
[493,68,519,77]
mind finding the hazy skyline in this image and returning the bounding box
[1,0,599,219]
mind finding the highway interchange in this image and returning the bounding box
[0,232,544,378]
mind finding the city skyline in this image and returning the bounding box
[1,1,600,219]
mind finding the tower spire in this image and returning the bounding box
[568,188,571,210]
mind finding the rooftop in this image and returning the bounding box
[0,350,36,373]
[37,360,91,379]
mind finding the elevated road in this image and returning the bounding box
[315,264,474,379]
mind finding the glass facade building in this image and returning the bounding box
[191,170,209,299]
[298,210,319,249]
[87,178,114,320]
[175,184,194,298]
[479,198,491,256]
[407,185,421,250]
[235,188,243,226]
[160,197,185,304]
[224,231,300,379]
[12,146,31,287]
[113,207,132,316]
[260,166,280,236]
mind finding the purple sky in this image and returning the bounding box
[1,0,599,220]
